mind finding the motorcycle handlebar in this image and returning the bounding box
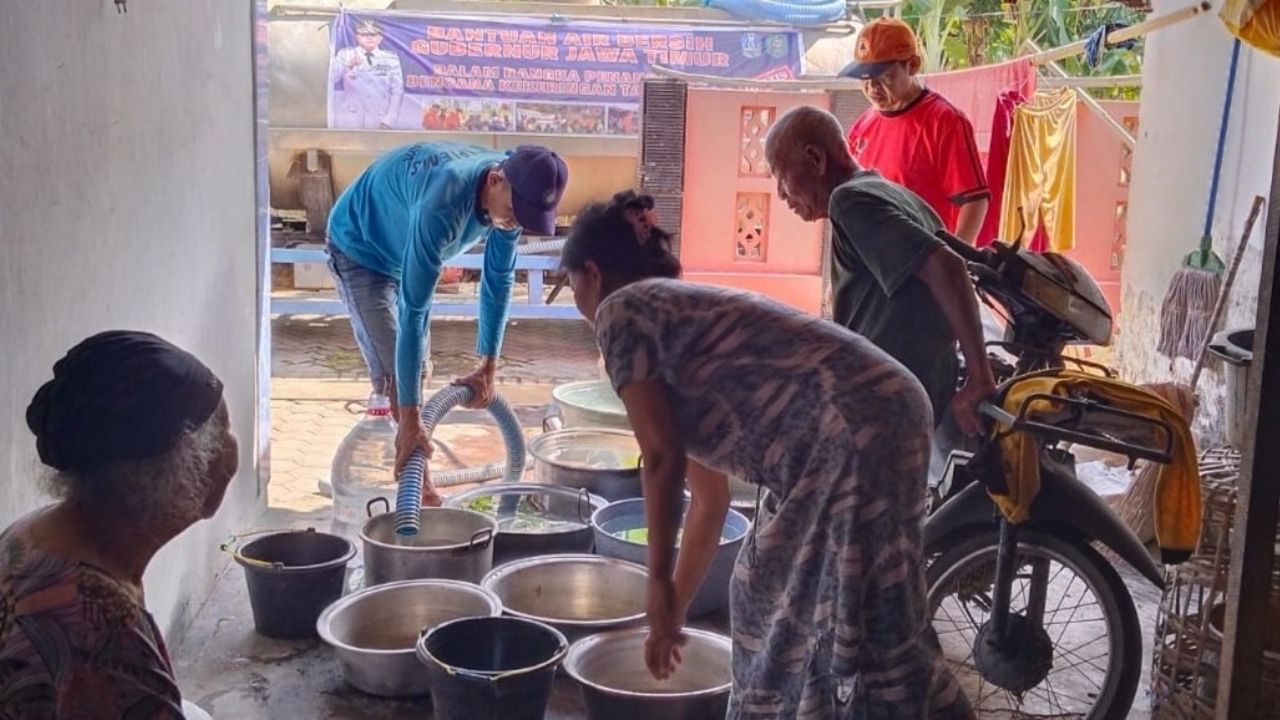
[935,230,993,266]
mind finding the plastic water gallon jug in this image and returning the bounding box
[330,394,398,543]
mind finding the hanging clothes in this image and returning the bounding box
[1221,0,1280,57]
[1001,88,1078,252]
[923,58,1037,161]
[978,89,1051,250]
[1083,23,1138,70]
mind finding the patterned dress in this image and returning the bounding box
[595,279,972,720]
[0,512,185,720]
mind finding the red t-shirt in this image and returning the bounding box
[846,89,989,233]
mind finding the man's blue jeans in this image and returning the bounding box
[326,242,427,401]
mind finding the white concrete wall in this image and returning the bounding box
[0,0,263,637]
[1119,0,1279,440]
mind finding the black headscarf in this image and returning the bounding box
[26,331,224,473]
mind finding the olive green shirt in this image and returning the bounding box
[828,170,958,422]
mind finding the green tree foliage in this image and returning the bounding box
[895,0,1143,96]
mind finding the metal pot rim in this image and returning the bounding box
[480,554,648,628]
[415,616,569,682]
[316,579,503,656]
[444,484,607,536]
[591,499,753,548]
[360,508,499,552]
[526,428,641,470]
[563,627,734,699]
[551,380,628,418]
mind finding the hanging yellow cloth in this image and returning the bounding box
[990,370,1201,562]
[1000,88,1078,252]
[1222,0,1280,57]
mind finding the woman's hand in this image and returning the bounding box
[645,577,687,680]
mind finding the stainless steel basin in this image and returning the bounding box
[316,579,501,697]
[564,627,733,719]
[481,554,648,643]
[444,484,606,565]
[527,428,643,501]
[552,380,630,431]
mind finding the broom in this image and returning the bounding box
[1157,38,1242,359]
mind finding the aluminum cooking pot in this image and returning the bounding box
[361,498,497,586]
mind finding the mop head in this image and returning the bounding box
[1158,266,1222,359]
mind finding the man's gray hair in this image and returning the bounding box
[765,106,850,167]
[45,412,226,527]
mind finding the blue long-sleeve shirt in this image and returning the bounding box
[327,142,521,406]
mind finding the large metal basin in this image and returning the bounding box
[564,627,733,720]
[481,554,648,643]
[361,507,497,586]
[527,428,643,501]
[592,499,751,619]
[444,484,606,565]
[552,380,631,430]
[316,579,501,697]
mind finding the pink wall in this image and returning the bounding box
[675,87,1135,321]
[680,88,828,313]
[1071,100,1138,316]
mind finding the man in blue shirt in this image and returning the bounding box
[327,142,569,501]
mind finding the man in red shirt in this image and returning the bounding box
[840,18,989,245]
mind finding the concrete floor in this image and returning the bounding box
[173,545,1158,720]
[171,315,1162,719]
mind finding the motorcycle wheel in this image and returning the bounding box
[926,528,1143,720]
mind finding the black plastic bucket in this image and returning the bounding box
[416,616,568,720]
[1208,326,1255,448]
[231,529,355,640]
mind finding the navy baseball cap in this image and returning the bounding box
[502,146,569,236]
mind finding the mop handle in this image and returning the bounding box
[1201,39,1243,251]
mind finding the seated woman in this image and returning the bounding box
[0,331,239,719]
[561,192,973,719]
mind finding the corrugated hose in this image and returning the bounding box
[395,385,527,536]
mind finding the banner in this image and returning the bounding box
[327,10,803,136]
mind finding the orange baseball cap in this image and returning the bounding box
[838,18,921,79]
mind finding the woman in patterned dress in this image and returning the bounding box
[561,192,972,719]
[0,331,239,719]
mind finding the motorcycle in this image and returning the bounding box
[924,233,1175,719]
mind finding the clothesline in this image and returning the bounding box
[1026,40,1136,148]
[1043,74,1142,89]
[1028,0,1211,65]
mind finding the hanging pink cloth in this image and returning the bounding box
[923,58,1037,162]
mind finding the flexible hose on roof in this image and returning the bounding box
[394,385,527,536]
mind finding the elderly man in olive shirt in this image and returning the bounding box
[766,105,995,439]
